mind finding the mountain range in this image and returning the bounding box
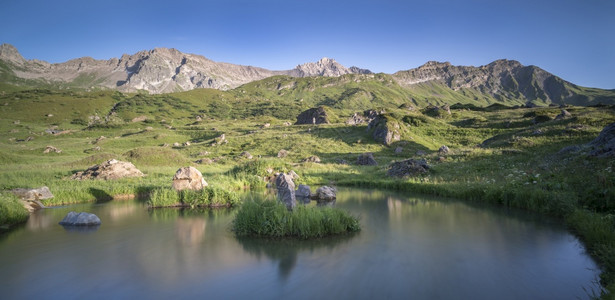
[0,43,613,106]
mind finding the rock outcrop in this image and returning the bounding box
[71,159,144,180]
[588,122,615,157]
[10,186,53,212]
[275,173,296,210]
[392,59,579,105]
[288,57,371,77]
[368,115,401,145]
[59,211,101,226]
[10,186,53,201]
[295,106,332,125]
[172,167,208,191]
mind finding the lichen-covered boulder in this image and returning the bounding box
[275,173,296,210]
[172,167,208,191]
[71,159,144,180]
[59,211,101,226]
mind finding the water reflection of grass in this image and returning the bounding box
[236,233,356,279]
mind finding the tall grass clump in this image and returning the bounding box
[232,199,360,239]
[148,186,240,208]
[0,193,29,228]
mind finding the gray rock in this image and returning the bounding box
[10,186,54,201]
[43,145,61,154]
[557,145,582,155]
[416,150,427,156]
[346,113,366,125]
[588,122,615,157]
[394,147,403,154]
[368,115,401,145]
[172,167,208,191]
[313,186,336,201]
[71,159,144,180]
[357,152,378,166]
[295,184,312,202]
[387,159,430,177]
[275,174,296,210]
[555,109,572,120]
[239,151,253,159]
[59,211,101,226]
[295,106,330,125]
[438,145,450,155]
[302,155,321,163]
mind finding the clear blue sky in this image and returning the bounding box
[1,0,613,88]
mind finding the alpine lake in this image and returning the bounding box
[0,188,600,299]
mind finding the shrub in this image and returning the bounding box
[232,199,360,239]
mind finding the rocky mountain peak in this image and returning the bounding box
[0,43,26,65]
[291,57,371,77]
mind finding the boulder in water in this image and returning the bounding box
[313,186,336,201]
[59,211,101,226]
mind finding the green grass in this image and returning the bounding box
[148,186,240,208]
[0,193,29,229]
[0,84,614,297]
[232,199,360,239]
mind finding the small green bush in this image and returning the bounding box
[232,199,360,239]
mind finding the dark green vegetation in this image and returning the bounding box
[0,76,614,296]
[232,199,360,239]
[0,192,29,230]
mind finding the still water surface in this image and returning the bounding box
[0,188,600,299]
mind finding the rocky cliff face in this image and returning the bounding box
[393,59,575,105]
[0,44,371,94]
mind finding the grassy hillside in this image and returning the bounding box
[1,84,615,296]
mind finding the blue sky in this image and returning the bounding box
[1,0,613,88]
